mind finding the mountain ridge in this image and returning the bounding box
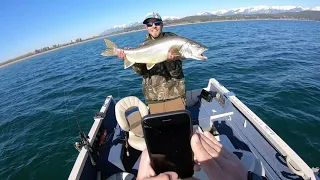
[101,6,320,36]
[197,5,320,16]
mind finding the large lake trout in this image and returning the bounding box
[101,36,208,70]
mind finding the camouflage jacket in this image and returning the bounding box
[132,32,186,103]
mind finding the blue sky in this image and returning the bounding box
[0,0,319,62]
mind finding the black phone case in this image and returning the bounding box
[142,110,191,125]
[142,110,194,178]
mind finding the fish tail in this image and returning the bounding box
[101,39,119,56]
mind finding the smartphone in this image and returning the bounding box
[142,110,194,178]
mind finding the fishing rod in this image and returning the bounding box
[61,75,97,166]
[73,111,97,166]
[71,96,117,166]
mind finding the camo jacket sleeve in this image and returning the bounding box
[132,63,147,75]
[163,60,184,79]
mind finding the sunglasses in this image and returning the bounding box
[146,21,162,27]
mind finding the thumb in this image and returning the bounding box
[191,134,221,177]
[191,134,212,162]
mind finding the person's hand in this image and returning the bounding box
[116,49,126,60]
[191,131,248,180]
[137,149,178,180]
[167,48,181,61]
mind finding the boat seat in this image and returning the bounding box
[115,96,148,151]
[127,111,143,137]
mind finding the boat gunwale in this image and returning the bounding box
[68,96,114,180]
[207,78,317,180]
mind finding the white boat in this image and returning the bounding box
[68,78,319,180]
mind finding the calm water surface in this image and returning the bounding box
[0,20,319,179]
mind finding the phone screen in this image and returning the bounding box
[143,112,194,178]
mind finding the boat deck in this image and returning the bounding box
[78,94,300,180]
[69,79,318,180]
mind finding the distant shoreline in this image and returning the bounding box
[0,19,317,69]
[0,28,152,69]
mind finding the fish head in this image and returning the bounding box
[180,41,208,60]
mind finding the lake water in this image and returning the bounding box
[0,20,319,179]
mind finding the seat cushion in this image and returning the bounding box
[128,131,146,151]
[115,96,149,132]
[126,111,143,137]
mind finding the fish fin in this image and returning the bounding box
[168,47,181,57]
[101,39,119,56]
[124,58,134,69]
[146,63,156,70]
[101,50,116,56]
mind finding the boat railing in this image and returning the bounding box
[207,78,318,180]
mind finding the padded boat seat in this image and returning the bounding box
[115,96,148,151]
[126,111,143,137]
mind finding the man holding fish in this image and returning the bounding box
[102,12,208,104]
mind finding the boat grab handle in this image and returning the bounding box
[210,112,234,120]
[286,156,306,178]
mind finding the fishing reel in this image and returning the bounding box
[73,132,97,166]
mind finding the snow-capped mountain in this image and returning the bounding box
[162,16,180,20]
[112,21,141,29]
[101,5,320,35]
[100,17,182,36]
[310,6,320,11]
[197,5,320,16]
[196,12,214,16]
[101,21,142,35]
[211,10,229,16]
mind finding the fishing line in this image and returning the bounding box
[56,71,73,137]
[62,77,90,137]
[71,94,90,134]
[72,92,92,133]
[46,86,72,137]
[63,90,73,137]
